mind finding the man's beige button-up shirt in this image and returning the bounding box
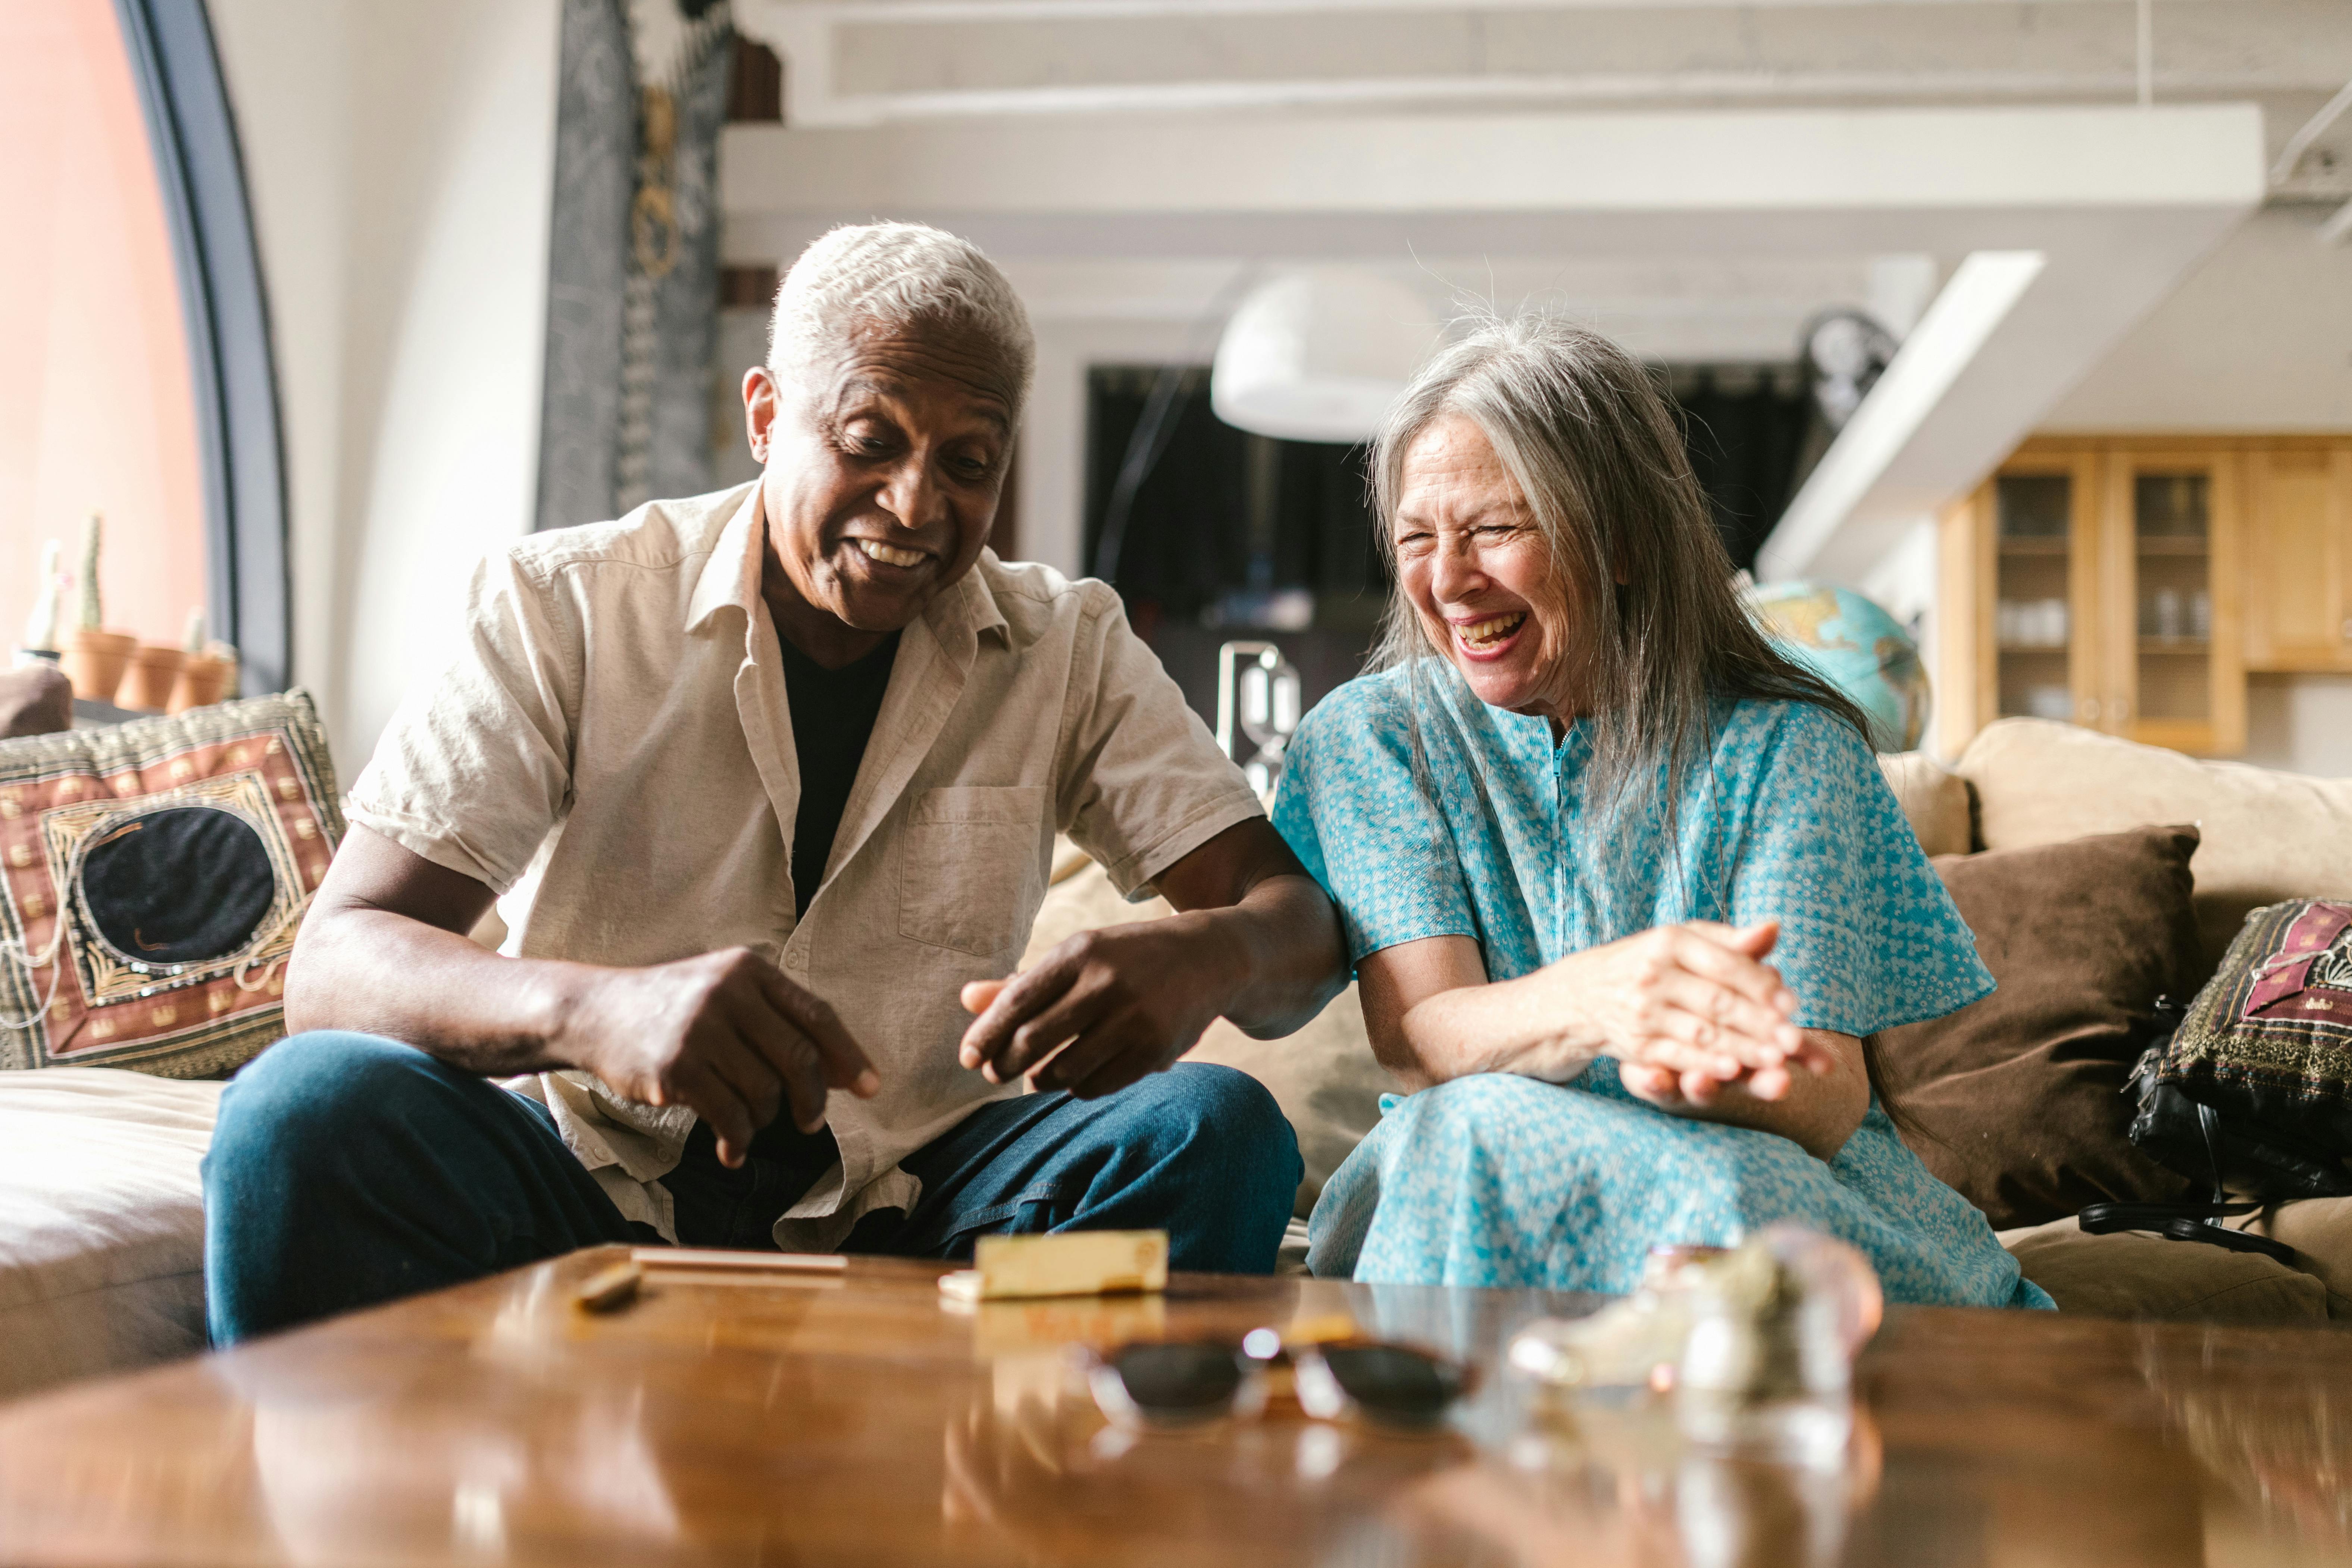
[344,482,1265,1247]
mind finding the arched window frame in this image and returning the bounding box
[112,0,289,694]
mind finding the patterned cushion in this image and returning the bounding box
[2149,898,2352,1186]
[0,691,343,1077]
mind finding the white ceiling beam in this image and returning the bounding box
[1756,106,2266,583]
[1757,250,2044,581]
[750,0,2071,18]
[736,0,2352,128]
[723,104,2265,215]
[719,101,2264,582]
[744,70,2308,127]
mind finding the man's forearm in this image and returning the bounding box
[1181,871,1347,1039]
[284,906,592,1077]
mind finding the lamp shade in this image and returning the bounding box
[1210,269,1438,444]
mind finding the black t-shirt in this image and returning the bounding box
[776,629,901,918]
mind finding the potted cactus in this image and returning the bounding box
[59,514,138,702]
[167,610,238,713]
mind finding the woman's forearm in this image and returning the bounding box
[1403,983,1868,1158]
[1365,931,1870,1159]
[1626,1030,1872,1161]
[1389,967,1605,1089]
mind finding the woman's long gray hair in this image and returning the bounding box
[1368,311,1870,832]
[1367,312,1914,1127]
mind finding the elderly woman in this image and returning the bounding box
[1273,315,2048,1307]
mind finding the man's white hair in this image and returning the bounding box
[768,222,1035,416]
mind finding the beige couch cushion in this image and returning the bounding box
[1956,718,2352,974]
[0,1068,223,1401]
[2001,1215,2337,1324]
[1024,842,1392,1218]
[1877,751,1974,858]
[2227,1199,2352,1309]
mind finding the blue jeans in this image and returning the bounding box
[202,1031,1300,1345]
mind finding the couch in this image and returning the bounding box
[5,716,2347,1403]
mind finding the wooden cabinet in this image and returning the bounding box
[2243,443,2352,673]
[1939,435,2351,757]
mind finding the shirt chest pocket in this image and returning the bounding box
[898,785,1050,959]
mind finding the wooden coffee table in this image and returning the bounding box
[1,1248,2348,1566]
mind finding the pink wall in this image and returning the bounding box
[0,0,208,652]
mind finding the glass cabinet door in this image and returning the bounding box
[1948,439,2255,759]
[2131,470,2212,725]
[2109,452,2242,754]
[1990,460,2097,728]
[1993,473,2072,722]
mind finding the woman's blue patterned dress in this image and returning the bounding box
[1272,663,2051,1309]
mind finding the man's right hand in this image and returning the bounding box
[551,948,879,1168]
[287,827,881,1170]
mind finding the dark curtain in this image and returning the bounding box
[535,0,733,532]
[1668,370,1818,575]
[533,0,632,533]
[1082,368,1383,627]
[1276,438,1388,607]
[1085,369,1248,623]
[1084,365,1811,604]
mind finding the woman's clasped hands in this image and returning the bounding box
[1528,920,1838,1110]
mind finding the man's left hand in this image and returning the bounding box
[957,916,1235,1096]
[954,818,1345,1098]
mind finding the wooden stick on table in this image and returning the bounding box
[631,1248,849,1273]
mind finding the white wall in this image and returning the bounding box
[2245,675,2352,777]
[2038,203,2352,776]
[2042,204,2352,432]
[207,0,561,774]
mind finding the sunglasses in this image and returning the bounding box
[1081,1327,1473,1433]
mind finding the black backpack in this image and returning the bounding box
[2082,900,2352,1263]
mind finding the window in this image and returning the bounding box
[0,0,286,694]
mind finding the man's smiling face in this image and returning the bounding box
[745,319,1015,664]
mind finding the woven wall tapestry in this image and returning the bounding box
[535,0,734,532]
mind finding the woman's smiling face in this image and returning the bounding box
[1392,413,1576,719]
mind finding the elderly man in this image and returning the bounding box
[202,223,1345,1342]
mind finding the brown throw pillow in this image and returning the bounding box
[0,665,72,740]
[1877,824,2204,1230]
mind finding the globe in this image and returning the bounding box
[1745,581,1930,753]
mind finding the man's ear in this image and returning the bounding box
[743,366,779,463]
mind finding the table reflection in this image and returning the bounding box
[11,1254,2352,1568]
[207,1289,689,1566]
[942,1348,1485,1564]
[1400,1387,1881,1568]
[2140,1324,2352,1562]
[941,1306,1891,1568]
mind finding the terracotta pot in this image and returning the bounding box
[119,645,186,711]
[168,652,236,714]
[60,629,137,703]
